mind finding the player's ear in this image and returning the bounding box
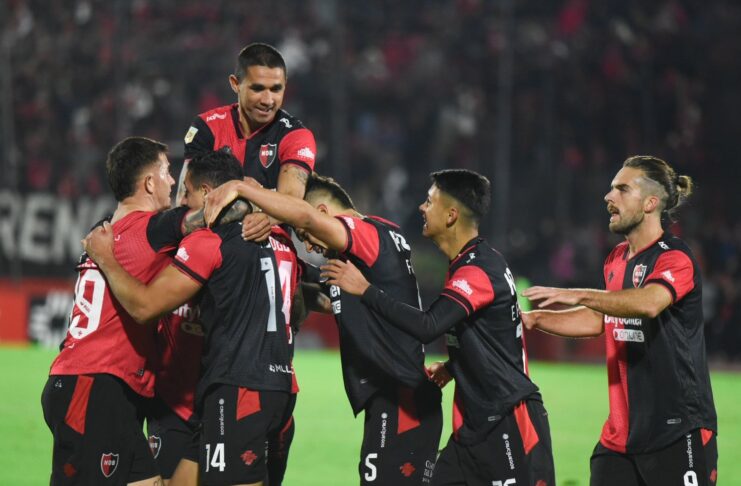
[316,203,329,215]
[144,174,155,195]
[447,207,459,227]
[644,194,660,214]
[229,74,240,94]
[201,183,213,196]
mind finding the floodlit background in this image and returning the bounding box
[1,1,740,484]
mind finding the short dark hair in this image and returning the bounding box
[188,148,244,188]
[234,42,286,81]
[430,169,491,224]
[106,137,168,202]
[305,173,355,210]
[623,155,694,224]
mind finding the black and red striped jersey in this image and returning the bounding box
[441,237,540,445]
[50,208,188,397]
[184,104,316,188]
[601,232,717,453]
[172,224,300,404]
[329,215,428,414]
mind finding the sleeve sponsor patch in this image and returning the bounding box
[441,265,495,315]
[184,126,198,144]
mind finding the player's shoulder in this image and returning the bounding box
[273,109,308,132]
[655,233,691,254]
[605,241,629,265]
[451,238,502,273]
[197,104,234,124]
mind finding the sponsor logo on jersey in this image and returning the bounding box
[100,453,119,478]
[658,241,669,250]
[613,328,645,342]
[279,117,293,128]
[148,435,162,459]
[604,316,643,327]
[662,270,675,283]
[400,462,416,477]
[205,112,227,122]
[176,247,190,262]
[184,126,198,144]
[632,264,647,287]
[380,412,388,448]
[259,143,277,168]
[296,146,315,161]
[502,433,515,470]
[269,363,294,374]
[452,279,473,296]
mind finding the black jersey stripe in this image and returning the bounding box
[172,260,207,285]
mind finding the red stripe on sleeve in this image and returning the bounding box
[278,128,316,171]
[174,231,223,282]
[443,265,495,314]
[513,401,540,455]
[396,387,421,434]
[64,375,94,435]
[236,388,261,420]
[644,250,694,302]
[338,216,380,267]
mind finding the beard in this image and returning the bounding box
[609,211,644,235]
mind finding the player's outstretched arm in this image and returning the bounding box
[321,259,467,343]
[278,164,310,199]
[522,285,672,320]
[82,222,202,324]
[181,199,253,235]
[521,307,605,338]
[204,179,348,250]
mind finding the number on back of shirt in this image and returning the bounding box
[68,269,106,339]
[261,257,294,341]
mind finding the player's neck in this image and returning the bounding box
[625,218,664,258]
[437,226,479,261]
[111,198,160,224]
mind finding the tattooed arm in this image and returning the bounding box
[181,199,253,235]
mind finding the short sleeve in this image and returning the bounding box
[146,207,189,253]
[440,265,495,316]
[336,216,380,267]
[644,250,695,303]
[278,128,316,172]
[172,230,223,284]
[183,117,214,159]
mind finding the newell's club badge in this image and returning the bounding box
[148,435,162,459]
[100,453,119,478]
[259,143,277,168]
[184,126,198,144]
[632,264,647,288]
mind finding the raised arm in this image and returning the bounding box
[521,306,605,338]
[204,179,348,251]
[321,259,467,343]
[82,223,202,324]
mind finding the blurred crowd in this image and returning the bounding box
[3,0,740,360]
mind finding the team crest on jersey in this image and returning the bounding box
[100,453,119,478]
[632,264,647,287]
[148,435,162,459]
[259,143,277,168]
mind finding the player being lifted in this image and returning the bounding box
[203,173,443,485]
[522,156,718,486]
[321,169,556,486]
[84,150,302,486]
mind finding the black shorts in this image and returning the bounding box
[199,384,292,486]
[433,399,555,486]
[359,382,443,485]
[41,374,159,485]
[590,428,718,486]
[266,393,297,486]
[145,396,199,479]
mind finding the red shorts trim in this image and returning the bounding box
[64,375,94,434]
[513,401,540,455]
[701,428,713,446]
[236,387,261,420]
[397,387,421,434]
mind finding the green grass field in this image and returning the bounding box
[1,346,738,485]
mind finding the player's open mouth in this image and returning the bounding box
[608,206,619,222]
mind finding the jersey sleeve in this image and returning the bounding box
[644,250,695,303]
[146,206,189,253]
[440,265,495,316]
[183,116,215,159]
[172,230,223,284]
[336,216,380,267]
[278,128,316,172]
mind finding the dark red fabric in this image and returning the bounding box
[236,388,261,420]
[64,375,94,434]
